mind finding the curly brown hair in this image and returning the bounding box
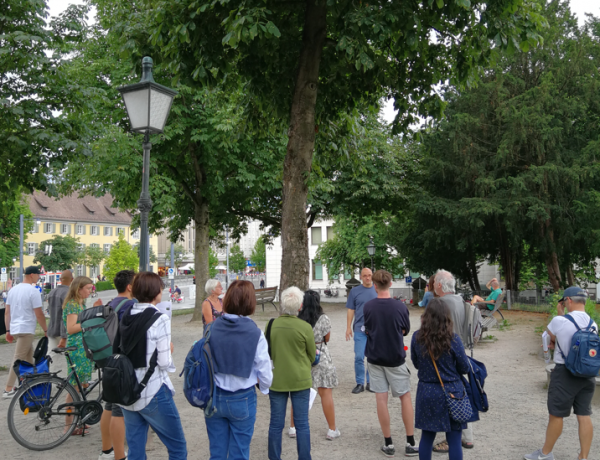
[416,298,454,360]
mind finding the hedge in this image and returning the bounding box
[96,281,115,291]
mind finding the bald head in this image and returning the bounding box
[491,280,500,290]
[60,270,73,286]
[361,268,373,288]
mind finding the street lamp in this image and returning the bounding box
[118,57,177,272]
[367,237,376,272]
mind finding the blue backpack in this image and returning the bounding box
[556,315,600,379]
[180,323,217,417]
[13,355,51,413]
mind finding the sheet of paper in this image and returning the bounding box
[309,388,318,410]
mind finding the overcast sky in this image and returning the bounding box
[47,0,600,123]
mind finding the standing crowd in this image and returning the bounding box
[2,265,597,460]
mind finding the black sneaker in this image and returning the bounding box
[351,384,365,394]
[380,444,395,457]
[366,383,375,393]
[405,443,418,457]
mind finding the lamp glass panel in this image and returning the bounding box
[149,88,173,132]
[367,244,376,256]
[122,88,150,130]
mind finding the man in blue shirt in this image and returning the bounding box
[346,268,377,394]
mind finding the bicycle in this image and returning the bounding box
[7,346,104,451]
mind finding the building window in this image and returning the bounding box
[29,222,39,234]
[77,265,86,277]
[27,243,38,256]
[103,244,111,253]
[44,223,55,234]
[103,226,113,236]
[344,267,353,280]
[326,226,334,241]
[91,226,99,236]
[60,224,68,234]
[312,260,323,280]
[117,227,124,235]
[311,227,322,245]
[77,243,86,251]
[9,267,17,280]
[90,243,99,249]
[76,224,85,235]
[132,229,140,239]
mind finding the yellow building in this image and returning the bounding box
[9,191,159,280]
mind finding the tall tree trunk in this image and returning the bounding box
[542,221,562,292]
[468,256,481,291]
[192,199,210,322]
[279,0,327,292]
[566,264,575,287]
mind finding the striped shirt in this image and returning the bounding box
[120,303,175,412]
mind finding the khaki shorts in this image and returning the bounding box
[367,362,411,397]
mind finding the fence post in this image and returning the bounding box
[506,289,511,310]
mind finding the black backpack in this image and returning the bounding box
[102,311,162,406]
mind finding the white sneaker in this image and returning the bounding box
[327,428,341,440]
[98,452,115,460]
[288,427,296,438]
[2,388,17,399]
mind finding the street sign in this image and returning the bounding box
[1,274,7,282]
[1,267,6,274]
[405,276,413,284]
[167,268,175,280]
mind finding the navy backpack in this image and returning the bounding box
[180,323,217,417]
[557,315,600,379]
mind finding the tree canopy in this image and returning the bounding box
[34,235,80,272]
[103,234,140,281]
[228,244,246,273]
[250,238,266,273]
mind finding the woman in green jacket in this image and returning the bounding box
[267,286,316,460]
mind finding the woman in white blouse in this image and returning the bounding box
[119,272,187,460]
[204,280,273,460]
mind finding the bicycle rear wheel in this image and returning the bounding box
[7,375,82,451]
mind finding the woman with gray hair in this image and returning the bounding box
[266,286,316,460]
[202,279,224,326]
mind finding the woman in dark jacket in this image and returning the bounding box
[411,298,470,460]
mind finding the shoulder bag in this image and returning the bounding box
[430,351,473,423]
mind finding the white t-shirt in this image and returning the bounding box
[6,283,43,335]
[548,311,598,364]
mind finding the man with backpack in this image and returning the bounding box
[525,286,598,460]
[99,270,136,460]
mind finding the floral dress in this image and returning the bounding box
[63,300,94,386]
[311,314,338,389]
[202,297,224,326]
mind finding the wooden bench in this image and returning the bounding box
[478,292,506,340]
[256,287,278,312]
[545,363,600,386]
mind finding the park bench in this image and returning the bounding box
[545,363,600,386]
[478,292,506,340]
[256,287,278,312]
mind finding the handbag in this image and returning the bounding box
[312,341,324,367]
[430,351,473,423]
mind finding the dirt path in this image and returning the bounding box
[0,305,598,459]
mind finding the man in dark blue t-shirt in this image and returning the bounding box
[364,270,416,458]
[99,269,136,460]
[346,268,377,394]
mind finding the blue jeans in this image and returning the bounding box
[268,389,311,460]
[122,384,187,460]
[354,330,370,385]
[205,386,257,460]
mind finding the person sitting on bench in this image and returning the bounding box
[471,278,502,311]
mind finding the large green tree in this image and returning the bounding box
[103,234,140,281]
[94,0,546,291]
[0,193,33,269]
[229,244,247,273]
[164,243,186,271]
[401,2,600,291]
[34,235,80,272]
[250,238,266,273]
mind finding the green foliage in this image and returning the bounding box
[229,244,246,273]
[77,245,106,271]
[0,1,96,200]
[133,242,158,264]
[315,215,404,279]
[103,234,139,282]
[399,2,600,291]
[164,244,186,270]
[33,235,80,271]
[250,238,266,273]
[209,248,218,278]
[0,193,33,268]
[95,280,115,291]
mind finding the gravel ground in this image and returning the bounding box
[0,305,598,460]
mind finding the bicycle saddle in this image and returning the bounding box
[52,346,78,353]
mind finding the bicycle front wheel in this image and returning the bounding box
[7,375,82,451]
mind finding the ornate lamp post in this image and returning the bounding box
[118,57,177,272]
[367,237,376,272]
